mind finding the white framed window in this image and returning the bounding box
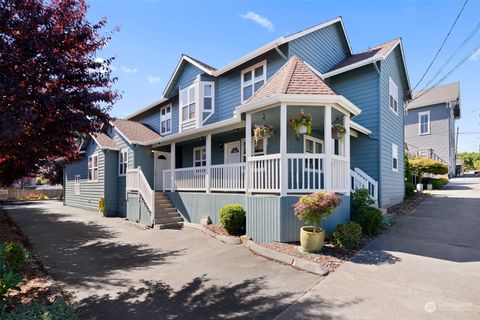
[241,60,266,103]
[193,146,206,167]
[389,77,399,115]
[418,111,430,135]
[74,175,80,195]
[241,138,266,161]
[119,149,128,176]
[180,84,197,123]
[202,82,214,111]
[392,143,399,172]
[88,154,99,181]
[304,135,324,171]
[160,104,172,134]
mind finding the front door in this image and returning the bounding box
[154,152,171,191]
[224,141,241,164]
[224,141,242,187]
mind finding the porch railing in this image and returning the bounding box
[126,167,155,214]
[350,167,378,202]
[211,163,245,192]
[247,154,281,193]
[287,153,325,193]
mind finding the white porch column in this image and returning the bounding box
[205,134,212,193]
[280,103,288,196]
[245,113,252,195]
[324,105,332,191]
[344,114,351,195]
[170,142,176,191]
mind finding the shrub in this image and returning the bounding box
[410,158,448,179]
[405,181,415,198]
[293,192,341,230]
[351,189,374,211]
[3,299,77,320]
[0,268,22,312]
[332,222,362,250]
[219,204,246,236]
[0,243,27,272]
[351,207,383,236]
[382,215,395,230]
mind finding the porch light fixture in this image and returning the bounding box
[218,142,224,151]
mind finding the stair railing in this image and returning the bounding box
[126,166,155,215]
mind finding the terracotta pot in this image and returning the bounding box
[300,226,325,253]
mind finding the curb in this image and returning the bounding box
[247,241,329,276]
[183,222,242,245]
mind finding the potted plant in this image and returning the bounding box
[331,123,346,140]
[290,111,313,137]
[253,124,274,145]
[293,192,341,253]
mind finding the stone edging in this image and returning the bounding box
[246,240,329,276]
[183,222,242,245]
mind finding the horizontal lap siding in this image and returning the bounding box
[134,145,154,189]
[104,150,118,216]
[288,22,350,73]
[379,46,407,207]
[112,128,134,216]
[134,108,160,133]
[65,140,104,212]
[328,65,380,180]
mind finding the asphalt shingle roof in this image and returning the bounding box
[91,132,118,150]
[112,119,161,144]
[407,82,460,109]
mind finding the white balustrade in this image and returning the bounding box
[247,154,281,193]
[352,167,378,201]
[210,163,245,191]
[331,155,350,193]
[287,153,325,193]
[126,167,155,214]
[173,167,206,190]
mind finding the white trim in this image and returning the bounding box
[89,134,119,151]
[418,110,431,135]
[118,149,128,176]
[125,97,168,120]
[160,103,172,135]
[201,81,215,124]
[109,121,154,146]
[88,153,99,181]
[193,146,207,167]
[240,137,266,161]
[350,121,371,135]
[392,143,399,172]
[74,175,81,195]
[389,77,399,115]
[241,60,267,104]
[304,135,324,153]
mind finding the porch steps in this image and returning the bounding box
[153,192,183,229]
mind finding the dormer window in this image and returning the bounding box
[160,104,172,134]
[202,82,214,111]
[241,60,266,103]
[180,84,196,122]
[179,81,216,132]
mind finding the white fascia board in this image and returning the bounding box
[236,94,362,116]
[323,56,379,78]
[89,134,120,151]
[145,117,243,146]
[109,121,134,145]
[350,121,372,135]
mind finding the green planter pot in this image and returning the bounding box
[300,226,325,253]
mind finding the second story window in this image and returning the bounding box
[119,149,128,176]
[392,143,399,172]
[180,84,196,122]
[202,82,214,111]
[160,104,172,134]
[389,77,399,115]
[241,60,266,103]
[419,111,430,135]
[88,154,98,181]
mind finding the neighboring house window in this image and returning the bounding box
[180,84,196,122]
[304,135,324,171]
[160,104,172,134]
[74,175,80,195]
[88,154,99,181]
[418,111,430,135]
[202,82,214,111]
[193,146,206,167]
[241,138,266,161]
[389,77,399,114]
[392,143,399,172]
[241,60,266,103]
[119,149,128,176]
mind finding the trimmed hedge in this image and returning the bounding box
[351,207,383,236]
[219,204,246,236]
[332,222,362,250]
[405,181,415,198]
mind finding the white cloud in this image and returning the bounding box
[121,66,138,74]
[240,11,275,32]
[147,76,160,84]
[470,48,480,61]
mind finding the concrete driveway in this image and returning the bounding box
[276,176,480,320]
[3,201,320,319]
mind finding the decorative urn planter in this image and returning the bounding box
[300,226,325,253]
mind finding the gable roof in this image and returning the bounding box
[407,82,460,116]
[248,56,337,104]
[90,132,119,151]
[111,119,161,145]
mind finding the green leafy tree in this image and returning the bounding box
[409,158,448,181]
[457,152,480,170]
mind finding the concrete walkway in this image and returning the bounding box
[3,201,320,319]
[276,176,480,320]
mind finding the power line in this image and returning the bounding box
[410,0,469,93]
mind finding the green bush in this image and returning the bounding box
[410,157,448,178]
[332,222,362,250]
[2,299,77,320]
[405,181,415,198]
[219,204,246,236]
[351,207,383,236]
[0,243,27,272]
[351,189,374,211]
[0,268,22,312]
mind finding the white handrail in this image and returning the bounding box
[126,167,155,214]
[352,167,378,201]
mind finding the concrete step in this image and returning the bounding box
[154,222,183,230]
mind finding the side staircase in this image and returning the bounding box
[154,192,183,229]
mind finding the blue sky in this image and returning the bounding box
[87,0,480,152]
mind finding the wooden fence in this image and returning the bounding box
[0,188,63,201]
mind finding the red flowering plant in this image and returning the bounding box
[290,111,313,137]
[293,192,341,232]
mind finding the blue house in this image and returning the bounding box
[63,17,411,243]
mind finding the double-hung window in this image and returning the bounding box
[389,77,399,114]
[392,143,399,172]
[160,105,172,134]
[202,82,214,111]
[180,84,196,122]
[119,149,128,176]
[88,154,98,181]
[74,175,80,195]
[418,111,430,135]
[241,138,266,162]
[241,60,266,103]
[193,146,206,167]
[304,136,324,171]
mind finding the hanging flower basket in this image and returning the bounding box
[331,123,346,140]
[290,111,313,137]
[253,124,274,145]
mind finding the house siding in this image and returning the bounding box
[103,149,119,216]
[289,22,350,73]
[64,140,105,213]
[126,191,154,226]
[379,46,407,207]
[111,128,135,216]
[134,145,154,189]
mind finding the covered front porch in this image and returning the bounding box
[157,103,352,196]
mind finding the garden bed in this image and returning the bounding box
[387,193,429,216]
[204,224,229,236]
